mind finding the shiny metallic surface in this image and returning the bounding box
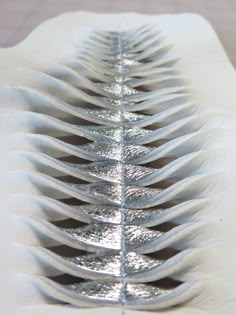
[79,109,147,126]
[79,126,150,143]
[97,82,140,97]
[34,249,167,280]
[81,141,153,162]
[125,252,164,274]
[32,220,164,252]
[126,283,170,300]
[69,183,162,207]
[125,226,163,250]
[68,253,121,276]
[64,224,122,251]
[64,204,165,225]
[66,161,157,184]
[64,281,122,301]
[24,25,200,310]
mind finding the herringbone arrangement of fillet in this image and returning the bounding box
[7,26,206,310]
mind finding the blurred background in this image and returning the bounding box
[0,0,235,66]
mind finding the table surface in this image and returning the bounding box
[0,0,235,67]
